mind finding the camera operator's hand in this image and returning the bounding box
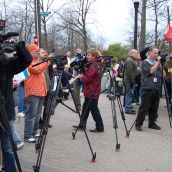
[64,64,70,71]
[13,80,20,89]
[157,56,161,62]
[150,56,161,74]
[79,73,84,79]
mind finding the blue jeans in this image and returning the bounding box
[18,86,26,113]
[24,95,44,139]
[134,85,140,103]
[124,82,133,112]
[0,125,18,172]
[9,120,23,145]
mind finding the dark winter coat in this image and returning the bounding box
[0,42,32,120]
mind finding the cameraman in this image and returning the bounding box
[73,48,104,132]
[72,48,83,110]
[135,47,165,131]
[0,41,32,172]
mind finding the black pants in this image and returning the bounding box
[135,90,160,127]
[80,97,104,130]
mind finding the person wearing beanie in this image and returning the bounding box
[27,44,39,53]
[24,44,50,143]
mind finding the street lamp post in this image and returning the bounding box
[133,1,139,49]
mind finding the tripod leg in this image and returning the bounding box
[69,95,96,162]
[33,115,50,172]
[0,102,22,172]
[116,95,129,137]
[33,93,54,172]
[163,80,172,127]
[111,100,120,151]
[33,71,63,171]
[127,120,136,137]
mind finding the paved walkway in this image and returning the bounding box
[14,93,172,172]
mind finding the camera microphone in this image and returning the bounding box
[1,32,19,40]
[6,32,19,37]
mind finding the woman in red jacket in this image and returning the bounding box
[73,48,104,132]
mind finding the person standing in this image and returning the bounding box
[134,57,142,105]
[17,82,26,117]
[24,44,50,143]
[38,48,53,128]
[0,41,32,172]
[73,48,104,132]
[71,48,83,110]
[124,49,138,114]
[135,47,165,131]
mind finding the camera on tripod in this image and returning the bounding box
[0,20,19,55]
[70,53,87,71]
[0,32,19,54]
[103,56,113,68]
[49,55,68,69]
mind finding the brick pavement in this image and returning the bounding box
[14,93,172,172]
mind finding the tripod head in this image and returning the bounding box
[107,93,121,101]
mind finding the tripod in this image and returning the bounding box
[106,68,129,151]
[33,64,96,172]
[52,71,96,163]
[0,91,22,172]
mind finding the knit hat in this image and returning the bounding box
[27,44,39,52]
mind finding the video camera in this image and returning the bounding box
[103,56,113,68]
[159,51,168,64]
[48,55,67,69]
[0,32,19,54]
[70,54,114,72]
[0,20,19,55]
[70,53,87,71]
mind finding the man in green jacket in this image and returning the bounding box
[124,49,138,114]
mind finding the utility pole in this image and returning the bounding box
[140,0,147,51]
[133,1,139,50]
[34,0,42,47]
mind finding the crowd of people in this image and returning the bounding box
[0,42,172,171]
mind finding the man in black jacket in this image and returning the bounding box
[0,41,32,172]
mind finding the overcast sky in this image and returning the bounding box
[90,0,132,46]
[55,0,133,47]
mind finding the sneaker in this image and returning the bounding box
[17,112,25,117]
[17,142,24,149]
[24,137,36,143]
[33,133,40,138]
[148,123,161,130]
